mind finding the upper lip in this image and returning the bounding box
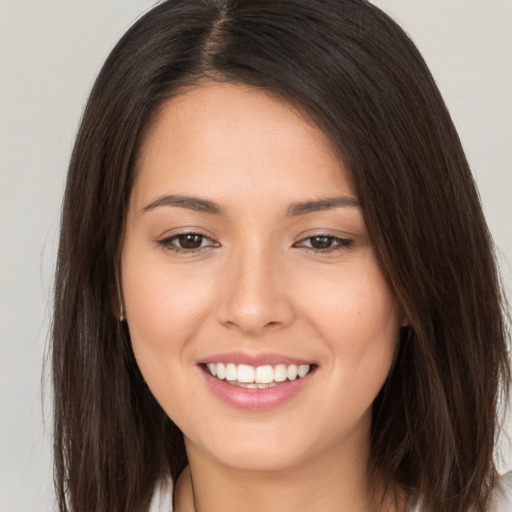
[199,351,314,367]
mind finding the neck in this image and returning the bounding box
[174,432,401,512]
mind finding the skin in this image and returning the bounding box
[121,82,405,512]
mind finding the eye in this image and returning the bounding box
[157,232,218,252]
[295,234,353,252]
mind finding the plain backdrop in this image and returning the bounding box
[1,1,511,510]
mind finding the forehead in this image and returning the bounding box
[133,81,354,210]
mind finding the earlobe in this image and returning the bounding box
[109,290,125,321]
[117,283,126,322]
[118,302,125,322]
[111,269,126,321]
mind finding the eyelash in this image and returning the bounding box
[156,232,354,254]
[156,232,218,253]
[294,234,354,253]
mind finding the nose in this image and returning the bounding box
[216,244,295,336]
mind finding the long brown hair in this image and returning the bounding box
[52,1,510,511]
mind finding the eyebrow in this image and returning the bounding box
[141,194,360,216]
[142,194,223,215]
[286,196,360,216]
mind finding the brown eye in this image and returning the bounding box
[177,234,204,249]
[295,234,353,252]
[157,232,217,252]
[309,236,335,249]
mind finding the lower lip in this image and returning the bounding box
[200,367,315,411]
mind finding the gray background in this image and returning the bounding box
[1,1,511,510]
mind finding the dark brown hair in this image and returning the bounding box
[52,1,510,511]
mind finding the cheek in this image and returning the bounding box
[120,244,214,399]
[297,261,400,406]
[123,253,207,344]
[298,259,400,345]
[121,252,211,426]
[338,289,398,415]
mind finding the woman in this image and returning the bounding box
[52,1,511,511]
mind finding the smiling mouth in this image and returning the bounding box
[202,362,315,389]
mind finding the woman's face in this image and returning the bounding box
[122,82,403,472]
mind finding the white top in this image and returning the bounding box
[492,471,512,510]
[149,471,512,512]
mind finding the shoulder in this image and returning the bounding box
[147,473,512,512]
[489,471,512,512]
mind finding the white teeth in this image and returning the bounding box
[216,363,226,380]
[255,365,274,384]
[206,362,311,385]
[298,364,309,378]
[225,363,237,381]
[274,364,287,382]
[287,365,298,381]
[237,364,255,383]
[207,363,216,377]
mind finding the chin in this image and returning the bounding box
[183,416,363,474]
[195,439,314,473]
